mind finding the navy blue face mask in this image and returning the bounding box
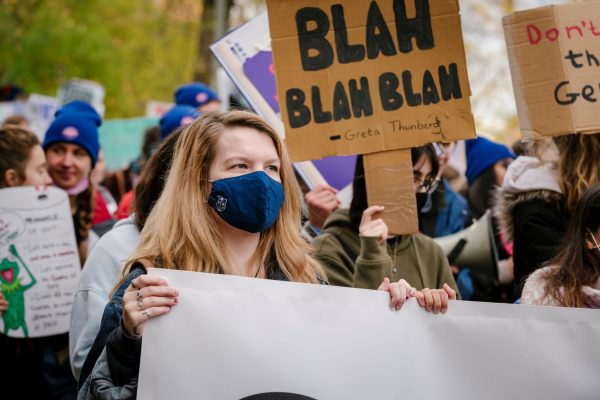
[208,171,285,233]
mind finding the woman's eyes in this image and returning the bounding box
[229,164,279,172]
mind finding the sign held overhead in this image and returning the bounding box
[504,2,600,139]
[267,0,475,161]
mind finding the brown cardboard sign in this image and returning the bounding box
[504,2,600,139]
[364,149,418,235]
[266,0,475,162]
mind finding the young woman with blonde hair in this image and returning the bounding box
[78,111,449,399]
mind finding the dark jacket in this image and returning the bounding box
[420,179,470,238]
[77,264,145,390]
[495,155,569,298]
[312,208,459,294]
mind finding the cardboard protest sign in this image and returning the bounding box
[267,0,475,162]
[139,269,600,399]
[504,2,600,139]
[364,149,417,233]
[0,187,80,338]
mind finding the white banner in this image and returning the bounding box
[139,269,600,400]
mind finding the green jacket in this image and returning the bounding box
[312,208,459,295]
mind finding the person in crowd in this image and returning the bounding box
[0,125,53,398]
[71,129,183,384]
[2,114,30,128]
[312,146,459,296]
[460,137,515,301]
[1,125,53,188]
[43,100,103,263]
[114,105,200,220]
[496,138,562,298]
[174,82,221,112]
[465,137,515,220]
[78,111,452,399]
[521,182,600,308]
[104,125,161,205]
[41,100,104,397]
[498,133,600,298]
[417,143,470,238]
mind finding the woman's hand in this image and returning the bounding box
[0,292,7,316]
[122,275,179,338]
[378,277,416,310]
[359,205,388,244]
[415,284,456,314]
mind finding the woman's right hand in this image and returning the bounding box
[0,292,7,316]
[122,275,179,338]
[359,205,388,244]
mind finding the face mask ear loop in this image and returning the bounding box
[587,228,600,251]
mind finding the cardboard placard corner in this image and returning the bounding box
[504,2,600,139]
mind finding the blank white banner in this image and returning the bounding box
[138,269,600,400]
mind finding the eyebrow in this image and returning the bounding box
[223,156,280,165]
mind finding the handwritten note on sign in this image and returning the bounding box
[504,2,600,139]
[267,0,475,161]
[0,187,80,338]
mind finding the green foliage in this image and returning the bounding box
[0,0,201,117]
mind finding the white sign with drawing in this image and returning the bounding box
[0,186,80,338]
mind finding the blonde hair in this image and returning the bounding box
[122,110,323,283]
[554,133,600,212]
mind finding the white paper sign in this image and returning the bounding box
[0,187,80,338]
[139,269,600,400]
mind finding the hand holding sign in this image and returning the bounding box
[122,274,179,338]
[359,205,389,244]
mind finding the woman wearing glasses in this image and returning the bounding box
[313,145,459,309]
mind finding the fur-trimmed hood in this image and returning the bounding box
[495,156,563,242]
[522,265,600,308]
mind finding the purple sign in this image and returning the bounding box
[312,155,357,191]
[243,51,280,114]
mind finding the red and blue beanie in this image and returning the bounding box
[42,100,102,166]
[174,82,219,109]
[465,137,515,185]
[159,105,200,140]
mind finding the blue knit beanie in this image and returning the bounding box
[465,137,515,185]
[159,105,200,140]
[42,101,102,166]
[174,82,219,108]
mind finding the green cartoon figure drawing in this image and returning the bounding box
[0,244,36,336]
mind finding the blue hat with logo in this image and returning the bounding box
[159,105,200,140]
[174,82,219,109]
[465,137,515,185]
[42,101,102,166]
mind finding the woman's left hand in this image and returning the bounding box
[378,277,417,310]
[415,283,456,314]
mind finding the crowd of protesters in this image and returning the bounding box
[1,79,599,399]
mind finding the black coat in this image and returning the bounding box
[511,197,568,297]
